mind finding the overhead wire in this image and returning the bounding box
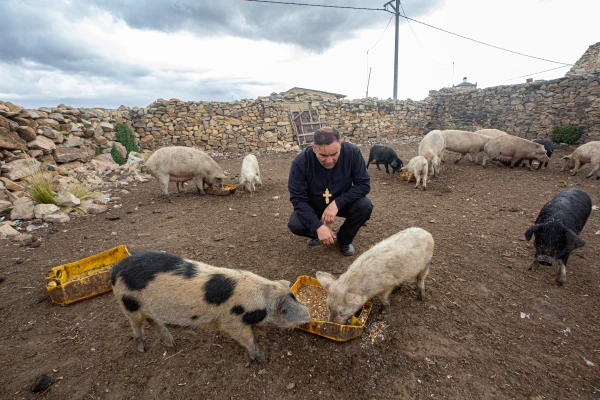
[241,0,385,11]
[496,65,570,84]
[243,0,573,66]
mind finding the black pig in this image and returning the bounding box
[366,145,403,174]
[525,188,592,285]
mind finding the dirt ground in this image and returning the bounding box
[1,138,599,400]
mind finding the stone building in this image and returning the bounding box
[453,77,477,91]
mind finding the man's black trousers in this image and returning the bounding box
[287,197,373,245]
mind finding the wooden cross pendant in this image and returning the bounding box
[323,188,332,204]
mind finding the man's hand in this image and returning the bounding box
[316,225,336,245]
[321,200,339,225]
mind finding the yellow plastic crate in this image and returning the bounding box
[44,245,131,306]
[291,275,372,342]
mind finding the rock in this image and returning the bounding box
[286,383,295,390]
[10,197,35,220]
[0,200,13,216]
[88,204,108,214]
[34,204,60,220]
[38,126,59,139]
[54,192,80,207]
[100,122,114,132]
[12,233,34,247]
[44,213,70,223]
[53,147,89,163]
[0,224,19,239]
[91,153,118,171]
[2,158,42,181]
[16,126,37,141]
[27,135,56,152]
[0,177,24,192]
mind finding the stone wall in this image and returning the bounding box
[1,68,600,170]
[425,72,600,140]
[566,42,600,76]
[130,93,428,153]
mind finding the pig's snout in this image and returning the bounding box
[537,255,553,266]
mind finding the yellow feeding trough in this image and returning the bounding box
[291,275,372,342]
[205,183,237,196]
[399,171,410,181]
[44,245,131,306]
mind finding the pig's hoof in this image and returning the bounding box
[252,352,266,363]
[136,343,145,352]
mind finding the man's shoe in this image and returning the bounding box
[338,243,355,256]
[307,237,320,246]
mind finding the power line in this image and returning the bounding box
[398,14,573,66]
[367,14,394,53]
[497,65,570,84]
[243,0,574,66]
[398,0,451,67]
[242,0,385,11]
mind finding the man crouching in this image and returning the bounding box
[287,127,372,256]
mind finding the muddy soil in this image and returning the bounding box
[1,139,599,400]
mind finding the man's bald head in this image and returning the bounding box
[313,127,341,145]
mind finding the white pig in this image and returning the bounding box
[474,128,509,138]
[482,135,549,169]
[418,130,446,176]
[442,130,491,164]
[561,141,600,179]
[316,227,434,324]
[144,146,226,203]
[239,154,262,196]
[401,156,429,190]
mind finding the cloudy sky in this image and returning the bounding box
[0,0,597,109]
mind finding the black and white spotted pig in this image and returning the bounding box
[110,251,311,362]
[525,188,592,285]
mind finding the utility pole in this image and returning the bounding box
[384,0,400,100]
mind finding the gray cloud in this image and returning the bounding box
[0,0,444,108]
[87,0,444,53]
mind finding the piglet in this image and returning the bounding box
[111,251,310,362]
[316,227,434,324]
[525,188,592,285]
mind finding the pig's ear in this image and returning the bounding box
[525,224,544,241]
[315,271,336,290]
[565,229,585,250]
[560,155,571,161]
[277,280,291,287]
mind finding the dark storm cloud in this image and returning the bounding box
[0,1,151,80]
[88,0,444,53]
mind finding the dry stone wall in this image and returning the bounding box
[1,69,599,171]
[131,94,428,153]
[425,72,600,140]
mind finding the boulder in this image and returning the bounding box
[53,147,88,163]
[44,213,70,223]
[27,135,56,152]
[2,159,42,181]
[54,192,80,207]
[34,204,60,220]
[10,197,35,220]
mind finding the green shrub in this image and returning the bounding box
[115,123,139,157]
[111,144,126,165]
[94,146,102,156]
[551,125,584,145]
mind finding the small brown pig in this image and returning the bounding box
[316,227,434,324]
[144,146,227,203]
[111,251,311,362]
